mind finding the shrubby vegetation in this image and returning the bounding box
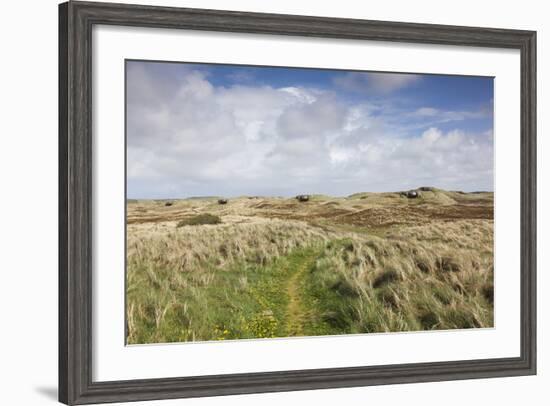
[176,213,221,227]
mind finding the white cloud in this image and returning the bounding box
[127,66,493,198]
[334,72,421,94]
[276,95,347,139]
[411,106,490,123]
[415,107,439,116]
[278,87,318,104]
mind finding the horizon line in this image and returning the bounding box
[126,188,495,201]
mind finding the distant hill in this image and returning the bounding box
[184,196,220,201]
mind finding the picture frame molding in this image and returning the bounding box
[59,1,537,404]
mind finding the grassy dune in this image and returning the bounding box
[126,189,494,344]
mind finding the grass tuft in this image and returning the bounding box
[373,268,402,288]
[177,213,221,227]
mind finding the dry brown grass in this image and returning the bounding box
[126,189,494,343]
[127,189,492,230]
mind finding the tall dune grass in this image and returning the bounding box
[126,213,493,343]
[126,219,332,343]
[304,220,493,334]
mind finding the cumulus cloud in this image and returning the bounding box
[126,64,493,198]
[411,106,490,123]
[333,72,421,94]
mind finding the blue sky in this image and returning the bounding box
[126,60,494,198]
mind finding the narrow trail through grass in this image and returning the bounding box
[284,250,319,336]
[128,192,494,344]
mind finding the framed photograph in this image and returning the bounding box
[59,1,536,404]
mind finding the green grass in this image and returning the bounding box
[128,234,493,343]
[297,237,493,335]
[127,246,327,343]
[126,196,494,343]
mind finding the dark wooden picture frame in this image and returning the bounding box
[59,1,536,404]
